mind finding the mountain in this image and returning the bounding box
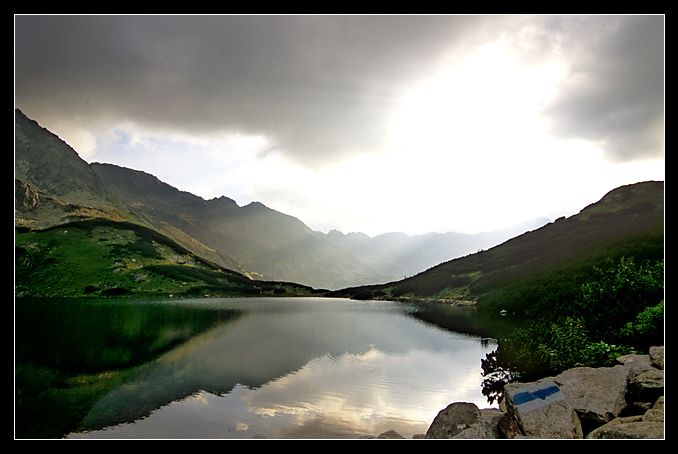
[330,180,664,306]
[13,108,558,290]
[322,217,550,282]
[15,110,109,207]
[88,162,378,289]
[89,161,551,289]
[14,109,249,276]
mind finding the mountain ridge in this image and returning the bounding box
[329,180,664,305]
[16,108,658,294]
[15,108,552,290]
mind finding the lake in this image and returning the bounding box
[15,297,515,439]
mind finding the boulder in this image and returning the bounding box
[425,402,485,439]
[497,412,522,439]
[641,396,664,423]
[629,369,664,404]
[586,397,664,440]
[376,429,405,439]
[479,408,504,439]
[649,346,664,370]
[503,380,583,438]
[616,353,654,377]
[552,365,631,431]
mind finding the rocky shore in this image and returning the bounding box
[368,346,664,439]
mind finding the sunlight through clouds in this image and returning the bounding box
[16,15,663,237]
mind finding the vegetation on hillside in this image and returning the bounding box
[15,218,321,299]
[480,254,664,403]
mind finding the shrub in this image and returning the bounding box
[484,256,664,382]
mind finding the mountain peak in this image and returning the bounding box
[15,109,108,205]
[207,195,239,209]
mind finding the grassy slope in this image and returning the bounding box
[15,218,320,298]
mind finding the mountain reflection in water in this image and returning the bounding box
[24,297,498,439]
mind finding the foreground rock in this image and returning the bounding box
[424,402,486,439]
[372,346,664,439]
[553,365,631,432]
[503,380,583,438]
[586,397,664,439]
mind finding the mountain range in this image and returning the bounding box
[14,108,550,291]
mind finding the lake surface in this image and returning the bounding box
[16,297,508,439]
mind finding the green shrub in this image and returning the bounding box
[484,256,664,383]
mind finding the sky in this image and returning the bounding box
[14,15,665,236]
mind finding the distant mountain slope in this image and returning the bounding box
[89,162,374,289]
[330,181,664,306]
[322,217,550,282]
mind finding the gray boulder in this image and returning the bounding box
[617,353,654,377]
[586,397,664,439]
[376,429,405,439]
[503,380,583,438]
[425,402,485,439]
[649,346,664,370]
[552,365,631,430]
[629,368,664,404]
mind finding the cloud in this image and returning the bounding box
[520,15,664,162]
[15,15,663,167]
[15,15,492,166]
[14,15,665,235]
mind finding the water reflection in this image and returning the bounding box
[19,297,498,439]
[60,298,496,439]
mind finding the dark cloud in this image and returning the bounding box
[15,15,492,166]
[15,15,664,167]
[536,15,664,162]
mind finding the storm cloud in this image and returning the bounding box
[15,15,488,165]
[14,15,664,235]
[16,15,663,166]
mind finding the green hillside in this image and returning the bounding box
[15,218,319,299]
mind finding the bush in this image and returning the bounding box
[484,256,664,382]
[620,300,664,350]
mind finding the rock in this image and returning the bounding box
[376,429,405,439]
[616,353,654,377]
[479,408,504,439]
[503,380,583,438]
[629,369,664,403]
[587,396,664,439]
[424,402,484,439]
[649,346,664,369]
[586,417,664,439]
[416,345,665,440]
[552,365,631,431]
[642,396,664,423]
[497,412,522,439]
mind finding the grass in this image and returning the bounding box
[15,219,319,298]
